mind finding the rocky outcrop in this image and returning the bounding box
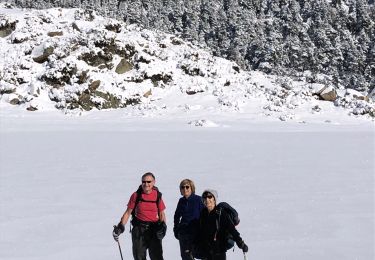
[79,51,113,68]
[70,90,140,111]
[0,16,17,37]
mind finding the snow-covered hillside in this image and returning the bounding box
[0,4,374,123]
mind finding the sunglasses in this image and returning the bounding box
[180,185,190,190]
[142,180,152,184]
[203,194,214,199]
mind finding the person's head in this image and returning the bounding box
[141,172,156,194]
[179,179,195,198]
[202,189,218,212]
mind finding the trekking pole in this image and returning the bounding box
[116,240,124,260]
[243,252,247,260]
[113,225,124,260]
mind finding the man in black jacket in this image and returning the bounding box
[195,189,248,260]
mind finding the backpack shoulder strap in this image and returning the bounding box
[216,207,222,227]
[155,187,162,219]
[131,185,143,218]
[131,186,163,219]
[214,207,222,241]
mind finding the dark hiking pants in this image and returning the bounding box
[178,233,194,260]
[132,223,164,260]
[203,252,226,260]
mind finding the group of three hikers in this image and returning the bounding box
[112,172,248,260]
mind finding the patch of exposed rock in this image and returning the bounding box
[0,15,17,37]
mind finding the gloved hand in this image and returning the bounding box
[112,222,125,241]
[155,222,167,240]
[173,226,179,239]
[238,240,249,253]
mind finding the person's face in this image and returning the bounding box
[202,192,215,211]
[180,183,192,198]
[141,175,155,194]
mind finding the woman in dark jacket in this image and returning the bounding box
[174,179,205,260]
[195,189,248,260]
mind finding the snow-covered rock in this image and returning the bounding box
[320,86,337,102]
[0,14,17,37]
[188,119,219,127]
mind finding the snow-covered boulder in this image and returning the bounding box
[26,100,39,111]
[0,80,16,94]
[10,31,28,43]
[0,14,17,37]
[7,93,22,105]
[188,119,219,127]
[311,84,337,101]
[334,89,374,117]
[320,86,337,101]
[32,42,54,63]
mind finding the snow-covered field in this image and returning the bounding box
[0,109,374,260]
[0,3,374,260]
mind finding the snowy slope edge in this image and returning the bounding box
[0,5,374,121]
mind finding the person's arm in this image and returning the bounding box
[120,192,137,225]
[120,207,133,225]
[173,199,182,239]
[174,199,182,226]
[113,207,133,241]
[224,214,241,242]
[222,212,248,252]
[113,193,136,241]
[158,196,167,223]
[159,210,166,222]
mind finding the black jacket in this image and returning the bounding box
[195,206,243,256]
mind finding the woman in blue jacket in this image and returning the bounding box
[174,179,205,260]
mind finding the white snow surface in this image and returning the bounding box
[1,109,374,260]
[0,4,374,260]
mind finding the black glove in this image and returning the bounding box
[112,222,125,241]
[155,222,167,240]
[238,240,249,253]
[173,226,179,239]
